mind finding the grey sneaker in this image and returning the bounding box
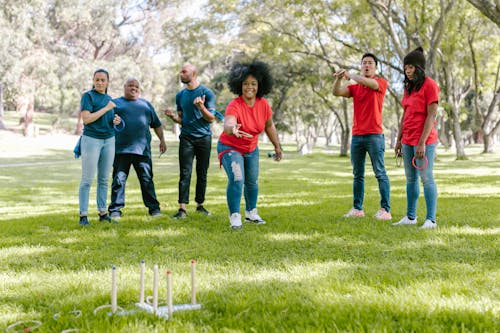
[196,205,212,216]
[230,213,242,229]
[173,208,187,219]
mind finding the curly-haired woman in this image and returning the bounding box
[217,60,282,229]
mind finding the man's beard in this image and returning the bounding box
[181,78,191,84]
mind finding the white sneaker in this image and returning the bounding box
[230,213,242,229]
[343,208,365,218]
[420,219,437,229]
[374,208,392,220]
[245,208,266,224]
[392,216,417,226]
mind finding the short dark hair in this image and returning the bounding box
[227,60,273,98]
[361,53,378,66]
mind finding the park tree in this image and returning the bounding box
[466,0,500,27]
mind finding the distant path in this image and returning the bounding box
[0,160,73,168]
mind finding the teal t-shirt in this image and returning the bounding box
[175,85,216,138]
[80,89,115,139]
[113,97,162,157]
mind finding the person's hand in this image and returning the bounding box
[193,95,206,110]
[394,141,402,157]
[231,124,252,138]
[333,69,349,80]
[415,143,425,159]
[164,108,175,118]
[113,114,121,125]
[159,140,167,154]
[273,148,283,162]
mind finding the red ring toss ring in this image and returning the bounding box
[412,156,428,170]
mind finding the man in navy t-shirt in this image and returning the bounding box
[164,63,221,219]
[108,78,167,219]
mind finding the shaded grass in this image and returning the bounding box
[0,140,499,332]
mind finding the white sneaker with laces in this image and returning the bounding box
[374,208,392,220]
[392,216,417,226]
[343,208,365,218]
[420,219,437,229]
[230,213,242,229]
[245,208,266,224]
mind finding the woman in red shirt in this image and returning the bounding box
[394,47,439,229]
[217,61,283,229]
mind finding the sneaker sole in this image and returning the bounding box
[392,221,417,226]
[244,219,266,224]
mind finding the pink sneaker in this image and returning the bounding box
[374,208,392,220]
[343,208,365,218]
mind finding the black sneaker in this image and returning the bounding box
[196,205,212,216]
[173,208,187,219]
[99,213,112,222]
[79,216,90,226]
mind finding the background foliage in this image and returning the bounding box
[0,0,499,155]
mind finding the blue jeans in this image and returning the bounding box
[350,134,390,212]
[402,143,437,222]
[217,142,259,214]
[178,134,212,205]
[79,135,115,215]
[108,154,160,215]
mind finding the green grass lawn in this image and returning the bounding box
[0,136,499,332]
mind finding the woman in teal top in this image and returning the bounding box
[78,69,121,226]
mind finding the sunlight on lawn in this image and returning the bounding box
[440,185,500,196]
[127,228,188,238]
[444,226,500,235]
[265,233,318,241]
[0,245,50,260]
[435,168,499,176]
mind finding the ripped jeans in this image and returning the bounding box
[217,142,259,215]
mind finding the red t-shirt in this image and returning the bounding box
[347,77,387,135]
[219,96,272,153]
[401,77,439,146]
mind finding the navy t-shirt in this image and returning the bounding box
[113,97,162,157]
[175,85,216,138]
[80,89,115,139]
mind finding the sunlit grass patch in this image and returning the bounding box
[0,143,498,332]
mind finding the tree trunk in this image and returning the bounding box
[482,134,493,153]
[339,99,350,157]
[450,104,467,159]
[0,84,6,130]
[17,95,36,137]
